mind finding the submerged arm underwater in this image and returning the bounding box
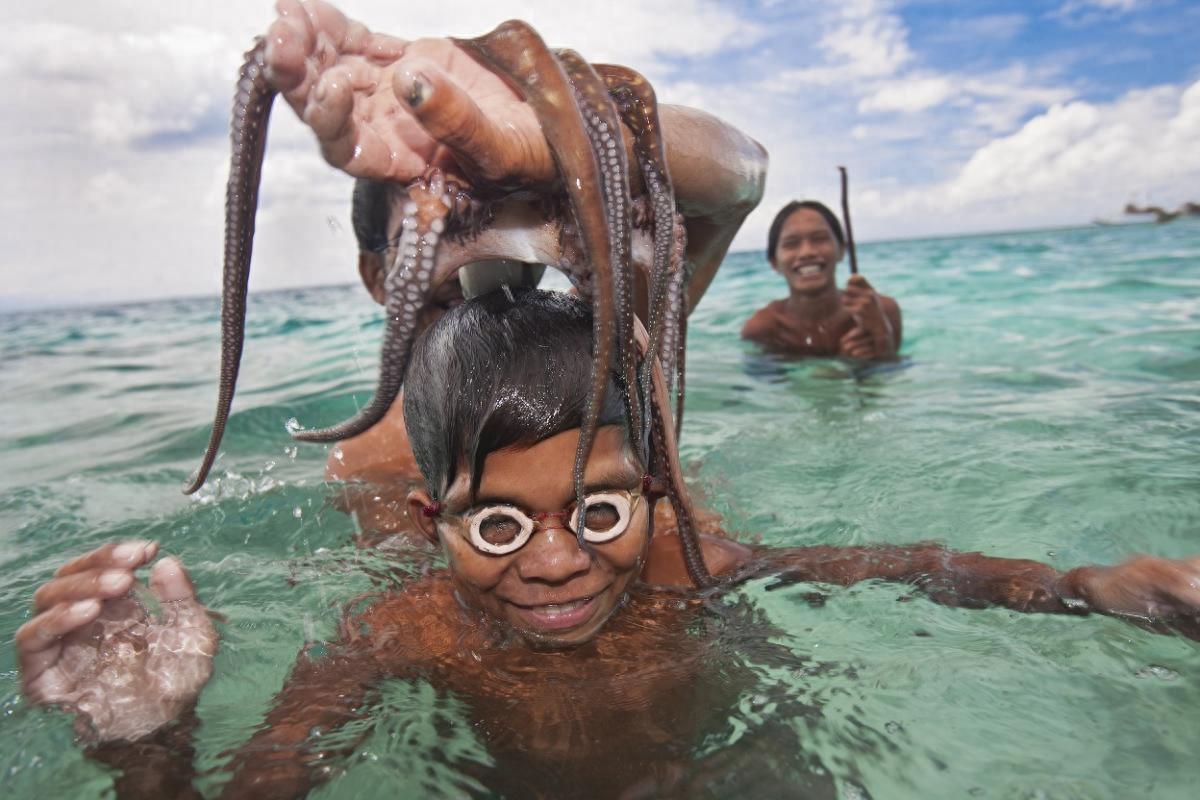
[746,542,1200,633]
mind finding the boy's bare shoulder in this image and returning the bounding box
[642,532,753,587]
[340,573,482,667]
[741,300,785,340]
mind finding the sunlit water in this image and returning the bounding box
[2,222,1198,798]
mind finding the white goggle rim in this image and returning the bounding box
[463,491,637,555]
[570,492,634,543]
[468,505,535,555]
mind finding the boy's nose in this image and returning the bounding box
[516,527,592,583]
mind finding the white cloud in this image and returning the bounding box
[858,75,955,113]
[1,23,236,147]
[1057,0,1142,14]
[1051,0,1145,25]
[854,79,1200,235]
[819,0,912,79]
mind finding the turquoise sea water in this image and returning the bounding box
[2,221,1199,797]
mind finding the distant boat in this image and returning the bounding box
[1123,202,1193,224]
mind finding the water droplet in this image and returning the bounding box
[285,417,302,433]
[293,506,303,519]
[1061,596,1089,612]
[284,445,298,460]
[841,783,870,800]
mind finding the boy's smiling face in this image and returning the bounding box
[409,425,651,647]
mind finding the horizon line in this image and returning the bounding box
[0,218,1171,314]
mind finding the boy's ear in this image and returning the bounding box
[407,489,440,545]
[358,251,387,306]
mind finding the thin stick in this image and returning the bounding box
[838,166,859,275]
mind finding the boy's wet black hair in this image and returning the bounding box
[352,178,393,253]
[403,288,627,501]
[766,200,845,261]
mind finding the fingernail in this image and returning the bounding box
[100,571,132,592]
[71,599,100,616]
[113,541,144,561]
[401,68,432,108]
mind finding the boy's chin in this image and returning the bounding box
[520,625,604,649]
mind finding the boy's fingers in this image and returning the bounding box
[394,59,494,172]
[264,0,317,93]
[54,541,157,578]
[393,58,549,184]
[16,600,102,679]
[33,569,134,613]
[149,557,198,604]
[841,327,868,345]
[305,64,358,144]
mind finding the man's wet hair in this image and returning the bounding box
[403,288,627,500]
[766,200,845,261]
[352,178,393,253]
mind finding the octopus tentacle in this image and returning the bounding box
[647,339,714,588]
[554,50,643,465]
[184,39,275,495]
[454,23,621,541]
[293,170,456,443]
[666,214,690,437]
[593,64,677,410]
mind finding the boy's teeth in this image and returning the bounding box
[798,265,821,276]
[536,598,589,616]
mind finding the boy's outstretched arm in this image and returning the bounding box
[219,645,385,799]
[757,542,1200,635]
[648,531,1200,635]
[654,105,767,311]
[220,583,452,798]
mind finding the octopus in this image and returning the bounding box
[184,22,713,588]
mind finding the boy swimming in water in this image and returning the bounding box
[15,4,1200,795]
[743,200,902,360]
[18,288,1200,797]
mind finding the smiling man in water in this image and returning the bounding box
[742,200,902,360]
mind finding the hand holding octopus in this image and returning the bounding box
[191,0,768,588]
[264,0,556,189]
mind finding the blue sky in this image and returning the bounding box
[2,0,1197,307]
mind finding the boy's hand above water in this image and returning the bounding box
[840,274,898,360]
[16,541,217,742]
[264,0,553,189]
[1066,555,1200,636]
